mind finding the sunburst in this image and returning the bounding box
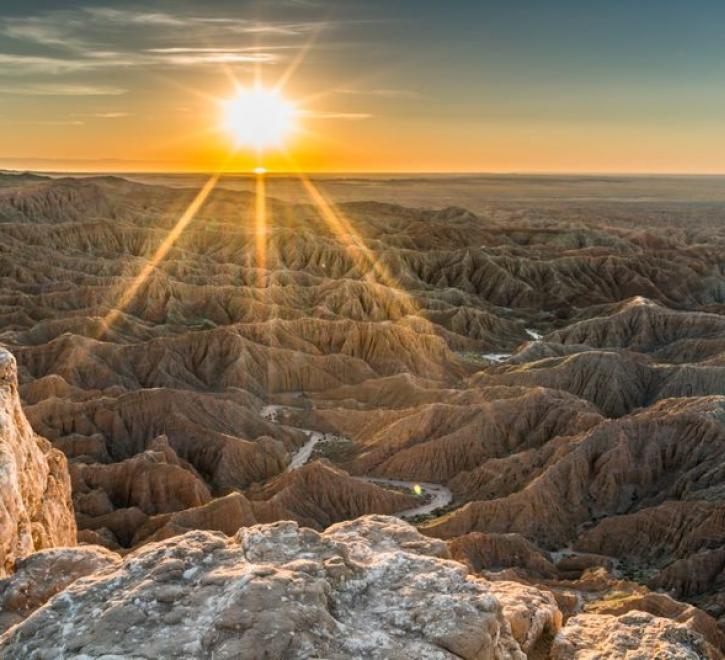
[100,33,426,343]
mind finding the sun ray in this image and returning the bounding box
[146,123,225,152]
[98,170,224,337]
[273,22,326,94]
[255,168,267,289]
[282,153,420,317]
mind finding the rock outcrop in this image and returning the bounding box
[0,545,119,634]
[551,611,719,659]
[0,349,75,576]
[0,515,718,658]
[0,516,528,658]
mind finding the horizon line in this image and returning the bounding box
[5,167,725,178]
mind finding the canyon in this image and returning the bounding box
[0,172,723,657]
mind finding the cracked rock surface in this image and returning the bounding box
[0,516,525,659]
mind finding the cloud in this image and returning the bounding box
[0,6,319,75]
[302,111,373,120]
[2,7,323,47]
[80,8,318,33]
[15,120,85,126]
[279,0,324,7]
[0,83,127,96]
[82,112,132,119]
[0,53,94,74]
[156,52,277,66]
[2,21,76,48]
[148,47,267,53]
[337,88,422,99]
[147,46,302,55]
[0,49,278,75]
[82,8,188,27]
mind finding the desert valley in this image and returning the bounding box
[0,171,723,657]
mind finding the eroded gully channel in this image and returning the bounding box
[260,404,453,520]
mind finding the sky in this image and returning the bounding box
[2,0,725,173]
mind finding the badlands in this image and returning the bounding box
[0,172,724,658]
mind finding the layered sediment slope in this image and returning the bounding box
[0,172,724,650]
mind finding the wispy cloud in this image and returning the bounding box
[302,110,373,120]
[2,21,76,49]
[0,83,127,96]
[0,6,319,75]
[147,47,293,54]
[280,0,324,8]
[337,87,422,99]
[14,119,85,126]
[0,49,278,74]
[0,53,94,74]
[80,112,132,119]
[157,52,277,66]
[82,8,189,27]
[1,7,324,48]
[82,8,321,34]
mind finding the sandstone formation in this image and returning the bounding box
[548,296,725,356]
[71,434,212,517]
[130,461,419,546]
[449,532,559,579]
[0,348,75,576]
[473,350,725,417]
[344,388,602,484]
[422,396,725,542]
[246,460,418,528]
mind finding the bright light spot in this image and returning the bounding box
[221,86,296,150]
[254,166,267,175]
[413,484,423,496]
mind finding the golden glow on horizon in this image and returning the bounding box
[221,85,296,152]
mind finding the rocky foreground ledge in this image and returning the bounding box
[0,515,718,659]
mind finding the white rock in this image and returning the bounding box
[0,515,526,659]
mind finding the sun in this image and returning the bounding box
[221,85,296,151]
